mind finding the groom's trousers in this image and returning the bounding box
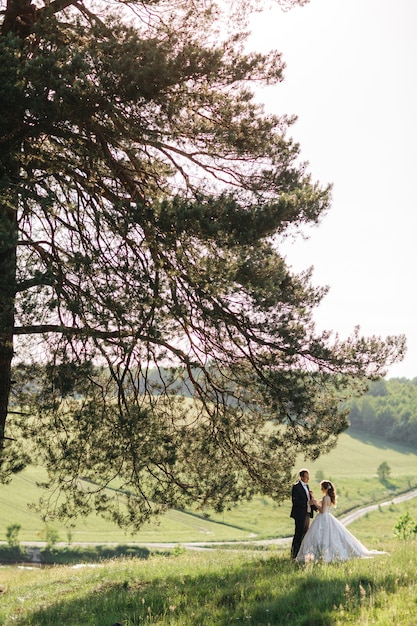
[291,513,310,559]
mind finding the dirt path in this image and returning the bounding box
[337,487,417,526]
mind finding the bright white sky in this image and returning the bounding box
[248,0,417,379]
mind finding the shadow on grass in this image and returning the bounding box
[18,554,402,626]
[347,428,416,454]
[380,477,397,490]
[0,544,151,565]
[43,544,152,564]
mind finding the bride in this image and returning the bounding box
[295,480,388,563]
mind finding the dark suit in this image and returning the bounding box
[290,480,315,559]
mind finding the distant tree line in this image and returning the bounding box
[348,378,417,447]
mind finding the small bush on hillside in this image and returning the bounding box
[45,526,60,547]
[394,512,417,539]
[377,461,391,481]
[6,523,21,548]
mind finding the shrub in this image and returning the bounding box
[394,512,417,539]
[6,523,21,548]
[377,461,391,481]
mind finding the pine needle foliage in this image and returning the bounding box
[0,0,405,527]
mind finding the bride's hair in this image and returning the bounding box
[320,480,336,505]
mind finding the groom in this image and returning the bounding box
[290,468,316,559]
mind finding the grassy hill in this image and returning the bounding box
[1,428,417,544]
[1,537,417,625]
[2,429,417,624]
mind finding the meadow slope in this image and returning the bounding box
[1,429,416,545]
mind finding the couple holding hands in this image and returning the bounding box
[291,468,386,563]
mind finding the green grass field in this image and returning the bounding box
[2,429,417,625]
[1,428,417,545]
[0,535,416,625]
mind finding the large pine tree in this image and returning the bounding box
[0,0,404,527]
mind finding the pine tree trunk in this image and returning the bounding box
[1,0,38,457]
[1,0,24,454]
[0,164,18,451]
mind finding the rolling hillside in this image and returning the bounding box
[1,428,417,544]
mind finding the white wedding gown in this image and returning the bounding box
[296,496,387,563]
